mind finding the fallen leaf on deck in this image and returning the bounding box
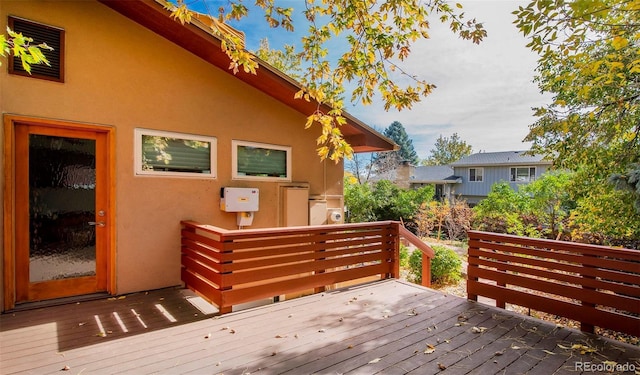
[494,349,505,356]
[438,362,447,370]
[118,296,126,300]
[204,333,212,339]
[347,345,354,349]
[62,365,71,371]
[471,326,487,333]
[424,344,436,354]
[407,309,418,316]
[543,350,556,355]
[368,358,381,364]
[318,328,326,333]
[271,351,277,356]
[557,344,570,350]
[275,335,287,338]
[571,344,597,354]
[511,344,521,350]
[229,329,236,334]
[96,332,106,337]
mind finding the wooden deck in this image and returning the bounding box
[1,280,639,375]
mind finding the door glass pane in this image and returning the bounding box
[29,134,96,282]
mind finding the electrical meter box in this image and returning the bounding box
[220,187,259,212]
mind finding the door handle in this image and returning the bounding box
[88,221,105,227]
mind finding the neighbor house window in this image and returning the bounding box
[232,140,291,181]
[134,128,216,178]
[510,167,536,182]
[469,168,483,182]
[9,16,65,82]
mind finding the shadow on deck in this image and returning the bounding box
[1,280,638,375]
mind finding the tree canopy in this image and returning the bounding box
[163,0,485,162]
[1,27,52,73]
[382,121,420,165]
[422,132,472,165]
[514,0,639,212]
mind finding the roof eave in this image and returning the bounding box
[97,0,395,153]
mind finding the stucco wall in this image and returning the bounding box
[1,0,344,302]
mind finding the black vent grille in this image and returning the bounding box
[8,16,64,82]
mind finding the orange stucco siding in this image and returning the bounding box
[0,0,344,305]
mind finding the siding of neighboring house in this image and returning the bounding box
[452,165,551,204]
[0,1,392,310]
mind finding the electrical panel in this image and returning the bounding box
[220,187,259,212]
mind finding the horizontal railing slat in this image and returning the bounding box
[222,263,390,307]
[181,268,221,307]
[472,256,640,298]
[222,236,387,262]
[220,245,385,273]
[467,231,640,337]
[469,266,639,313]
[468,280,640,337]
[223,251,388,285]
[469,239,640,274]
[469,247,640,288]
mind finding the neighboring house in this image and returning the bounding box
[449,151,552,205]
[0,0,395,311]
[394,151,551,205]
[406,165,462,201]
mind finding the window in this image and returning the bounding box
[232,140,291,181]
[134,129,216,178]
[9,16,65,82]
[510,167,536,182]
[469,168,483,182]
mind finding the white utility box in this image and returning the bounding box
[220,187,259,212]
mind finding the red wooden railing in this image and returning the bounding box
[467,230,640,337]
[181,221,433,314]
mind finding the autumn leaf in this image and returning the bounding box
[368,358,381,364]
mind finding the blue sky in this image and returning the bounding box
[192,1,551,160]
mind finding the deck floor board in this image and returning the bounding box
[1,280,638,375]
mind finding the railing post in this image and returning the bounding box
[180,223,195,291]
[467,233,478,302]
[580,253,596,333]
[219,233,233,315]
[390,223,400,280]
[421,255,431,287]
[314,230,327,294]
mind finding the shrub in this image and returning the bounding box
[406,245,462,285]
[430,245,462,285]
[399,244,410,269]
[407,249,423,284]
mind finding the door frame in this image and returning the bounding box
[3,115,116,311]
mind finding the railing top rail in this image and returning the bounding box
[399,225,435,258]
[468,230,639,259]
[181,220,399,238]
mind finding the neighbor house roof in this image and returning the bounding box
[98,0,396,153]
[411,166,461,184]
[450,151,551,167]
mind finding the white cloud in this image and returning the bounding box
[346,1,552,158]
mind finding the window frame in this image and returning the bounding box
[510,166,537,183]
[469,167,483,182]
[8,16,65,82]
[134,128,217,178]
[232,140,292,182]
